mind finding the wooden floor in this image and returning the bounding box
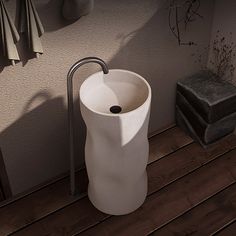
[1,127,236,236]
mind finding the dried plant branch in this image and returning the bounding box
[168,0,202,46]
[175,5,181,45]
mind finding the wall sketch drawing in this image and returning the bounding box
[0,0,20,65]
[19,0,44,58]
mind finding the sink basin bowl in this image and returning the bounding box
[80,69,151,215]
[80,69,150,115]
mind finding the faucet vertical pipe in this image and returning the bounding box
[67,57,109,195]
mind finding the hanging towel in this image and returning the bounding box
[0,0,20,65]
[19,0,44,58]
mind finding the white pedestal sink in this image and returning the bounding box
[80,69,151,215]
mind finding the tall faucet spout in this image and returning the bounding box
[67,57,109,196]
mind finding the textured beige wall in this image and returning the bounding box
[0,0,214,195]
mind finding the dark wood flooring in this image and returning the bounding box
[0,127,236,236]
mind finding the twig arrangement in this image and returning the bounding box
[168,0,202,46]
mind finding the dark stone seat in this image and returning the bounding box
[177,72,236,123]
[176,92,236,146]
[176,72,236,147]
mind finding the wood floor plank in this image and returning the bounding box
[215,220,236,235]
[148,135,236,195]
[74,149,236,236]
[0,170,88,236]
[149,126,192,163]
[11,138,236,236]
[79,153,236,236]
[0,126,191,235]
[151,184,236,235]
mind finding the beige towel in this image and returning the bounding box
[20,0,44,58]
[0,0,20,65]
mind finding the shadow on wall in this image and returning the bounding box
[16,0,78,33]
[0,56,10,73]
[0,92,85,194]
[108,1,212,132]
[108,9,183,133]
[36,0,78,32]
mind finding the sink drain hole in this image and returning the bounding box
[110,105,122,114]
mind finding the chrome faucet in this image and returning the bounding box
[67,57,109,196]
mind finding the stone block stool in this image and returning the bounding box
[176,72,236,147]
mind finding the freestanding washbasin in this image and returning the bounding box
[80,69,151,215]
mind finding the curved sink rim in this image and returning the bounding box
[79,69,151,117]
